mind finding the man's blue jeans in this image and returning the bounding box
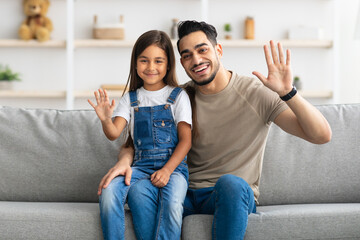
[99,167,188,240]
[183,174,256,240]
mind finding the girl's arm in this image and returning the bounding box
[151,121,192,188]
[88,89,127,141]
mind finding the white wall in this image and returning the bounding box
[337,0,360,104]
[0,0,359,109]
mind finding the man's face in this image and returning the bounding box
[178,31,221,86]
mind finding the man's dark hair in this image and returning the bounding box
[176,20,218,52]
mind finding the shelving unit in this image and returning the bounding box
[0,0,337,109]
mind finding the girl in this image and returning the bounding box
[88,30,192,240]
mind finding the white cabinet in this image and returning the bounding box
[0,0,336,109]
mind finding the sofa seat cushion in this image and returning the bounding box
[182,203,360,240]
[0,201,136,240]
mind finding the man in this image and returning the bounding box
[98,20,332,239]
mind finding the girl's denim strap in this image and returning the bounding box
[129,91,139,107]
[167,87,182,104]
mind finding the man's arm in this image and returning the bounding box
[97,146,134,195]
[273,95,331,144]
[252,40,332,144]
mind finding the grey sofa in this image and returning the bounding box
[0,104,359,240]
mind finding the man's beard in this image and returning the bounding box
[192,71,216,86]
[190,61,220,86]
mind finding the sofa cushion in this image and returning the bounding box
[0,201,136,240]
[0,106,126,202]
[182,203,360,240]
[260,104,360,205]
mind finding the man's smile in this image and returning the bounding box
[192,63,210,74]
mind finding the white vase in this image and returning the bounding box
[0,81,13,90]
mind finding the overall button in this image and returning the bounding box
[137,139,142,146]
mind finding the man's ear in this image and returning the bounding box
[180,57,184,66]
[215,44,223,58]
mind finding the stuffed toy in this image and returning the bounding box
[18,0,53,42]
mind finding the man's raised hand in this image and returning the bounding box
[252,40,294,97]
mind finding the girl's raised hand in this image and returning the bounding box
[88,89,116,122]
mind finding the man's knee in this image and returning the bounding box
[215,174,250,198]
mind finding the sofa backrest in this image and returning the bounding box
[1,104,359,205]
[0,106,125,203]
[259,104,360,205]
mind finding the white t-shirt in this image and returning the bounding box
[113,85,192,140]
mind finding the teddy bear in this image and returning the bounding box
[18,0,53,42]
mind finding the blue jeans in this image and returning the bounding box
[183,174,256,240]
[99,167,188,240]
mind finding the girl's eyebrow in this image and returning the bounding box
[138,56,166,60]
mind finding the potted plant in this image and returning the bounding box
[293,75,302,90]
[0,64,21,90]
[224,23,232,40]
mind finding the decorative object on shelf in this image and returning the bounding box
[93,15,125,40]
[288,26,323,40]
[293,76,302,90]
[18,0,53,42]
[0,64,21,90]
[244,16,255,39]
[171,18,179,39]
[224,23,232,40]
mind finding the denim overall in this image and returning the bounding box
[100,87,189,240]
[130,87,189,180]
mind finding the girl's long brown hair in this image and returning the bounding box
[122,30,198,148]
[122,30,177,148]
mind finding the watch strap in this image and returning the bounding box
[280,86,297,101]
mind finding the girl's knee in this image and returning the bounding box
[99,177,128,212]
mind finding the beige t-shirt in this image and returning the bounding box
[186,72,288,203]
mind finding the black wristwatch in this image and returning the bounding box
[280,86,297,101]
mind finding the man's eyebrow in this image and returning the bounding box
[180,43,208,56]
[194,43,208,49]
[180,49,189,56]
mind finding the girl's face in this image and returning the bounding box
[137,44,168,91]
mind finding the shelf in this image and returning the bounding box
[0,39,66,48]
[0,90,66,98]
[75,39,135,48]
[0,39,332,49]
[74,90,126,98]
[219,39,333,48]
[75,39,333,48]
[0,89,333,99]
